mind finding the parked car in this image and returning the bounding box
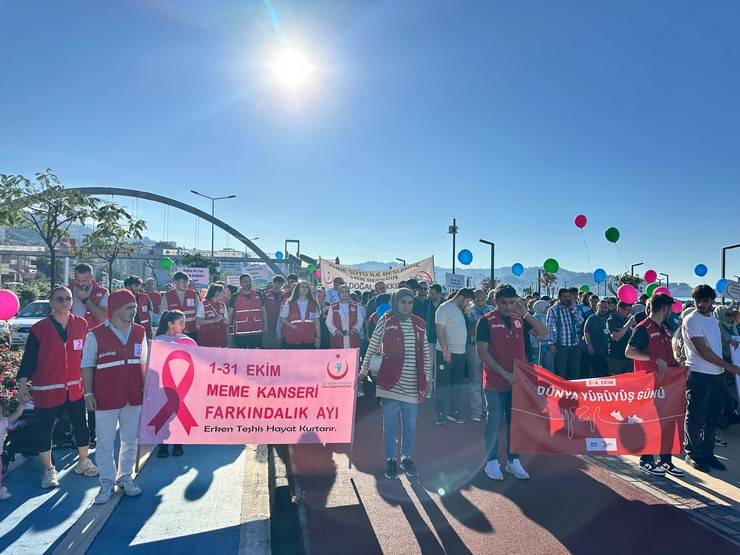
[9,300,50,348]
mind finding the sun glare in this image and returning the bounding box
[272,48,312,88]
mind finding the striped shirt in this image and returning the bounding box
[545,302,584,347]
[362,315,431,404]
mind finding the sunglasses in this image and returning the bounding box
[54,296,73,302]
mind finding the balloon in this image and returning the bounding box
[617,284,638,304]
[593,268,607,283]
[605,227,620,243]
[717,279,728,294]
[543,258,559,273]
[159,257,173,270]
[457,249,473,265]
[0,289,20,320]
[672,300,682,314]
[645,283,658,297]
[275,251,284,260]
[694,264,708,277]
[376,303,391,319]
[644,269,657,284]
[579,284,590,293]
[574,214,587,229]
[314,269,321,278]
[307,264,316,273]
[653,286,671,297]
[511,263,524,277]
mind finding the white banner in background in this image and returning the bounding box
[319,257,435,292]
[175,267,210,288]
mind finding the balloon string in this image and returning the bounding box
[615,245,630,272]
[581,231,594,273]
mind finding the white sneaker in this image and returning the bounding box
[74,458,99,477]
[610,410,625,422]
[506,458,530,480]
[116,475,142,497]
[94,479,115,504]
[41,467,59,488]
[627,414,644,424]
[484,460,503,480]
[0,486,11,500]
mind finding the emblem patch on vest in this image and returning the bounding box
[134,343,142,356]
[186,298,195,307]
[73,339,83,350]
[513,320,522,329]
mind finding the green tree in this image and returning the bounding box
[614,272,643,290]
[177,253,223,282]
[0,170,100,287]
[539,272,558,296]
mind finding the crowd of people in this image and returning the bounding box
[2,262,740,504]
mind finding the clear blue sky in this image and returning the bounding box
[2,1,740,284]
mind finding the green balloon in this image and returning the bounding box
[159,257,173,270]
[579,284,590,293]
[605,227,620,243]
[646,283,658,297]
[307,264,317,273]
[543,258,559,273]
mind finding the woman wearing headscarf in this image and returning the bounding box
[360,288,430,479]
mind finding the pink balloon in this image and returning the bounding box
[617,284,638,304]
[672,300,682,314]
[574,214,587,229]
[0,289,20,320]
[643,269,657,284]
[653,286,671,297]
[315,269,321,278]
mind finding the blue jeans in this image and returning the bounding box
[382,399,418,460]
[484,389,516,463]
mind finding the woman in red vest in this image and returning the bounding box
[359,288,430,479]
[17,286,99,489]
[197,284,229,348]
[280,281,321,349]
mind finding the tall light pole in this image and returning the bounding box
[448,219,458,274]
[631,262,644,276]
[191,190,237,259]
[721,243,740,303]
[479,239,495,285]
[660,272,669,290]
[395,258,406,267]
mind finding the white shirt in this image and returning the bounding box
[435,299,468,354]
[682,311,724,375]
[72,290,109,317]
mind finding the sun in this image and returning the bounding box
[272,48,312,88]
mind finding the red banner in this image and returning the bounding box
[510,361,686,455]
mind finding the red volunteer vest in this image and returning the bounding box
[135,291,152,337]
[283,299,319,345]
[632,318,677,373]
[70,281,108,330]
[91,322,146,410]
[29,315,88,408]
[263,289,283,332]
[147,290,162,313]
[165,288,198,333]
[198,299,228,347]
[232,290,264,335]
[482,309,526,391]
[329,301,360,349]
[376,314,427,398]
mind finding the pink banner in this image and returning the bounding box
[139,341,359,444]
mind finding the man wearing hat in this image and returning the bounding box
[82,289,147,504]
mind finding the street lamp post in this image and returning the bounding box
[721,243,740,303]
[660,273,669,290]
[395,258,406,267]
[191,190,237,259]
[479,239,495,285]
[448,219,459,274]
[631,262,644,276]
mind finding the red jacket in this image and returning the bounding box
[165,288,198,333]
[29,315,88,408]
[376,314,427,398]
[91,322,146,410]
[283,299,319,345]
[147,290,162,313]
[198,299,228,347]
[632,318,677,373]
[231,290,264,336]
[135,291,152,338]
[263,289,283,333]
[481,309,526,392]
[329,301,361,349]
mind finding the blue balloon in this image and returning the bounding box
[694,264,708,277]
[376,303,391,319]
[457,249,473,265]
[593,268,607,283]
[275,251,284,260]
[511,263,524,277]
[717,279,728,294]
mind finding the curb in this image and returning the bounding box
[239,444,271,555]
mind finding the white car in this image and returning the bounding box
[9,300,50,348]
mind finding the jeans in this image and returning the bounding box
[465,344,485,418]
[382,399,418,460]
[95,403,141,484]
[434,352,466,417]
[685,371,725,460]
[484,389,516,462]
[554,344,581,379]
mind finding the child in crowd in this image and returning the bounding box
[0,389,30,499]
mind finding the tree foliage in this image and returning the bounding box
[539,272,558,295]
[614,272,643,289]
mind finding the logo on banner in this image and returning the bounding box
[327,353,349,380]
[585,438,618,451]
[148,350,198,435]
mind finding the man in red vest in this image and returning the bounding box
[476,284,548,481]
[82,289,147,505]
[228,273,267,348]
[144,278,162,314]
[124,275,153,338]
[160,271,202,342]
[626,293,685,477]
[326,285,364,349]
[70,263,108,330]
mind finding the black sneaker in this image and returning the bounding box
[447,414,465,424]
[172,445,184,457]
[385,459,398,479]
[660,462,685,477]
[400,458,418,478]
[685,455,710,472]
[435,414,447,426]
[638,461,666,476]
[715,437,728,447]
[703,456,726,471]
[157,445,169,458]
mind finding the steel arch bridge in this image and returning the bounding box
[67,187,282,274]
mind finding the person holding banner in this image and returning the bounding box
[326,285,363,349]
[160,272,201,342]
[196,284,229,348]
[280,281,321,349]
[476,284,548,481]
[228,274,267,349]
[81,289,147,504]
[360,288,430,479]
[625,294,685,477]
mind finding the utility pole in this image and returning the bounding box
[660,272,670,290]
[448,219,458,274]
[191,190,237,258]
[395,258,406,267]
[479,239,495,285]
[631,262,644,276]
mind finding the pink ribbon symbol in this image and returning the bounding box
[148,350,198,435]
